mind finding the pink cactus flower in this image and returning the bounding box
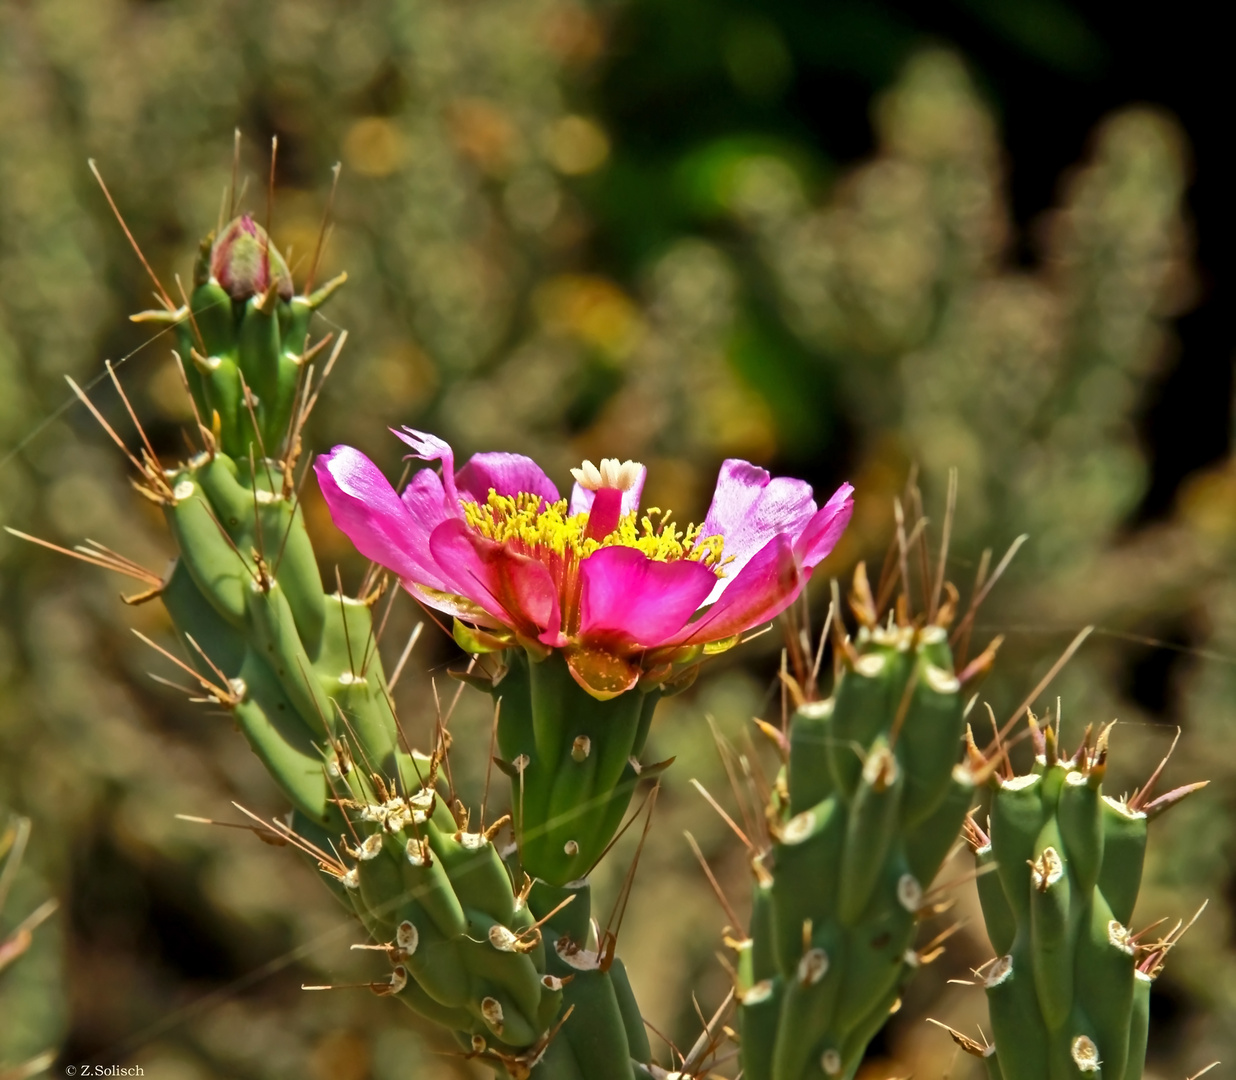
[315,429,853,698]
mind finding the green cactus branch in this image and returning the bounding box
[10,206,663,1079]
[937,716,1207,1080]
[728,492,1003,1080]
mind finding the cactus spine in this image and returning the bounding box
[958,719,1205,1080]
[736,564,983,1080]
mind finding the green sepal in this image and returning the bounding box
[453,618,515,654]
[235,296,281,431]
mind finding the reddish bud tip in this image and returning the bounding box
[210,215,293,302]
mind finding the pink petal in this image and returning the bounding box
[700,459,817,604]
[393,427,458,505]
[674,534,802,645]
[400,465,451,524]
[455,452,560,504]
[568,464,647,517]
[314,446,450,591]
[579,547,718,648]
[794,483,854,566]
[428,519,562,641]
[584,488,624,541]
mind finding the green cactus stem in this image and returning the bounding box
[946,717,1207,1080]
[131,213,345,460]
[463,647,673,889]
[735,561,992,1080]
[32,208,660,1079]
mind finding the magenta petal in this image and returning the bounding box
[314,446,450,591]
[568,464,647,516]
[455,452,560,504]
[675,534,802,645]
[428,519,561,639]
[393,427,459,504]
[700,459,817,603]
[400,465,452,525]
[579,547,718,648]
[794,483,854,566]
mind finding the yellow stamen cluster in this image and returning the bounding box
[461,491,726,570]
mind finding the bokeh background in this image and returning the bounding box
[1,0,1232,1077]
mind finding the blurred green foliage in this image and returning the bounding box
[0,0,1230,1077]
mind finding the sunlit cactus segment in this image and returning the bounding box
[738,560,978,1080]
[106,207,670,1078]
[483,649,665,888]
[960,721,1206,1080]
[134,214,344,460]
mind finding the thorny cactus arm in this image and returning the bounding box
[21,204,657,1079]
[734,555,991,1080]
[948,719,1207,1080]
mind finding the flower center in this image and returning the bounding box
[461,491,725,568]
[461,489,727,635]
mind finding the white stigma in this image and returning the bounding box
[571,457,642,492]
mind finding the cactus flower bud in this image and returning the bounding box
[210,215,293,301]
